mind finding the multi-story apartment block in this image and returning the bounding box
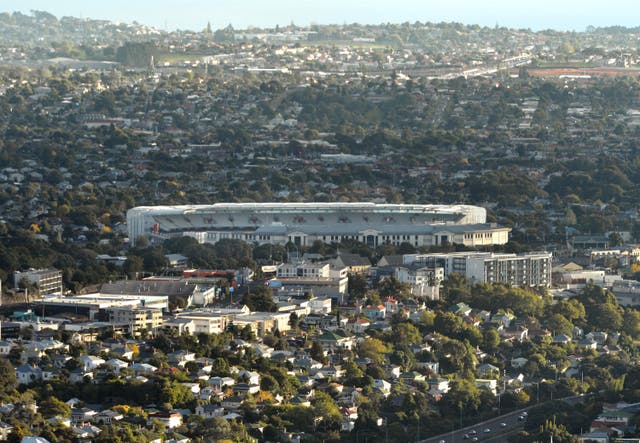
[14,269,63,295]
[403,252,552,288]
[107,306,163,333]
[277,262,331,279]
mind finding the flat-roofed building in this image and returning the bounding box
[163,307,289,337]
[107,306,163,333]
[127,202,509,248]
[101,279,216,309]
[402,251,552,288]
[277,262,331,279]
[32,293,168,321]
[14,269,63,295]
[271,276,348,300]
[171,311,230,335]
[232,312,291,336]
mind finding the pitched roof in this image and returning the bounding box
[336,253,371,267]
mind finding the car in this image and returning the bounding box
[438,440,446,443]
[522,412,528,417]
[518,415,526,421]
[500,422,507,428]
[469,430,477,435]
[472,438,478,442]
[484,428,491,433]
[464,434,469,440]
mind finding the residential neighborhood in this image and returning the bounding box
[0,7,640,443]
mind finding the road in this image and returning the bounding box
[419,394,592,443]
[419,409,526,443]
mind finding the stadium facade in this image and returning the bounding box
[127,202,510,248]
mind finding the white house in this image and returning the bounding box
[345,318,370,333]
[16,364,43,385]
[147,411,183,429]
[195,404,224,419]
[238,370,260,385]
[373,379,392,396]
[131,363,157,375]
[427,377,450,395]
[79,355,105,372]
[0,341,14,356]
[104,359,129,372]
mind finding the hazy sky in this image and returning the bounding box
[4,0,639,32]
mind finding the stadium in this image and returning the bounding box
[126,202,510,248]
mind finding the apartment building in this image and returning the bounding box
[403,252,552,288]
[14,269,63,295]
[107,306,163,333]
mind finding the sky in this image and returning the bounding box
[4,0,639,32]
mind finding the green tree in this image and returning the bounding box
[123,256,143,279]
[609,231,624,247]
[440,378,482,416]
[392,322,422,347]
[0,358,17,398]
[357,338,389,364]
[590,303,623,332]
[289,312,300,330]
[348,273,368,298]
[623,310,640,339]
[260,373,280,392]
[482,328,501,354]
[39,396,71,419]
[552,300,586,323]
[313,391,342,432]
[242,286,276,312]
[310,341,327,364]
[210,357,231,376]
[378,276,412,300]
[546,313,574,336]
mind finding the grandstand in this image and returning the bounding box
[127,202,510,248]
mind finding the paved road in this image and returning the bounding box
[419,409,526,443]
[419,394,592,443]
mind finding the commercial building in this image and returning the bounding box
[271,277,348,300]
[127,202,510,248]
[611,280,640,307]
[162,306,290,337]
[277,262,331,279]
[32,293,169,322]
[101,279,217,308]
